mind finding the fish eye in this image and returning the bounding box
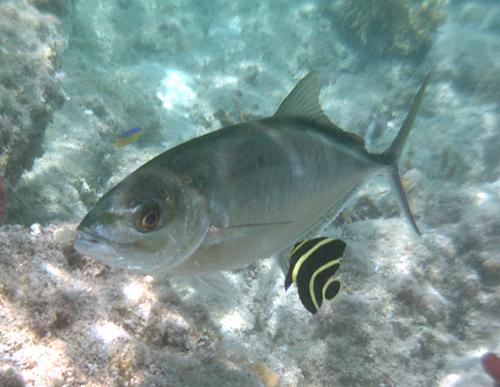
[138,204,161,232]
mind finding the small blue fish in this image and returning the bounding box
[115,127,142,147]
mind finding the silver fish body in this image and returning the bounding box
[74,72,428,276]
[154,117,379,275]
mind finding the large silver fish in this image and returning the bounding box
[74,72,428,286]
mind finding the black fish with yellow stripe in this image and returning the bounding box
[285,237,346,314]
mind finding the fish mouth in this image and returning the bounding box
[74,228,157,273]
[73,228,119,261]
[75,229,100,244]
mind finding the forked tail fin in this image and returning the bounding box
[382,75,430,162]
[374,75,430,236]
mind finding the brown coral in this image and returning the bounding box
[334,0,447,58]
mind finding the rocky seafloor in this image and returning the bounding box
[1,0,500,386]
[1,175,500,387]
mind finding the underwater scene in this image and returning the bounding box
[1,0,500,386]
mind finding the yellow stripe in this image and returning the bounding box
[291,240,308,256]
[308,258,341,311]
[291,238,334,284]
[322,278,341,301]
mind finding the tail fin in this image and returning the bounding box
[376,75,430,236]
[382,75,430,162]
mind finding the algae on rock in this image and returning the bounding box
[0,1,67,187]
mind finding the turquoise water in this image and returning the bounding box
[0,0,500,386]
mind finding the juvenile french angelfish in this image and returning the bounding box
[285,237,346,314]
[74,71,429,306]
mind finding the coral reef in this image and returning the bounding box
[0,0,66,191]
[332,0,447,58]
[0,0,499,385]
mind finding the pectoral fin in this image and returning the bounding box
[188,272,235,301]
[285,237,346,314]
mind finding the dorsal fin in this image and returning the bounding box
[274,71,333,126]
[275,71,368,150]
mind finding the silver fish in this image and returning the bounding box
[74,72,428,282]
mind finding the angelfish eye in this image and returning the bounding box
[139,206,161,232]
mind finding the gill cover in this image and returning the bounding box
[75,166,210,273]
